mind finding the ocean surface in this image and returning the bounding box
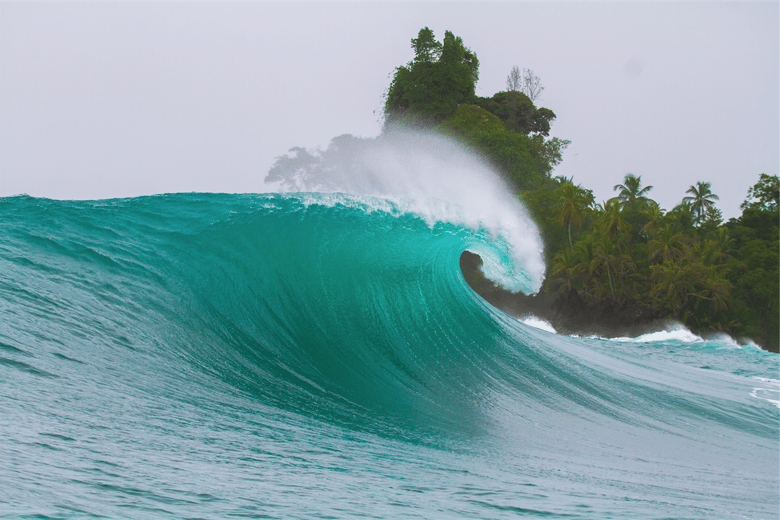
[1,192,778,519]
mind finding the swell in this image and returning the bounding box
[0,193,776,445]
[0,193,516,437]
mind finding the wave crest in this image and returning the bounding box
[267,130,545,293]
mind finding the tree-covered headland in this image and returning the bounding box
[268,27,780,352]
[383,27,569,193]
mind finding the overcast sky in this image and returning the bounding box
[1,1,777,219]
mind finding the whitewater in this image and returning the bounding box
[1,134,778,519]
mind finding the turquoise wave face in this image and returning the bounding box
[0,193,777,519]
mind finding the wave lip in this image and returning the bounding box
[269,130,545,294]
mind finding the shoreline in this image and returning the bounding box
[460,251,778,353]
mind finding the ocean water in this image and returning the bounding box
[1,192,778,519]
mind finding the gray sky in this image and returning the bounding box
[1,1,777,219]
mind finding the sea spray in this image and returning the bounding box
[267,130,545,293]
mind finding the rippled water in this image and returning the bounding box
[1,193,777,518]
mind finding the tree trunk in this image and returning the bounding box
[605,261,615,300]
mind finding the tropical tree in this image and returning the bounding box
[474,90,557,136]
[648,225,687,264]
[574,234,599,303]
[613,173,653,208]
[740,173,779,212]
[596,198,635,299]
[554,182,593,249]
[411,27,441,63]
[667,200,696,235]
[683,181,719,224]
[551,248,578,292]
[651,256,731,324]
[590,234,624,300]
[727,174,780,349]
[598,198,631,244]
[699,227,733,267]
[641,201,665,238]
[439,105,547,191]
[384,27,479,128]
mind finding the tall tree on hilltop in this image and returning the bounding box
[506,66,522,93]
[521,68,544,103]
[683,181,719,224]
[504,66,522,126]
[411,27,441,63]
[384,27,479,128]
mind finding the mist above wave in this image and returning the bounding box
[265,129,545,292]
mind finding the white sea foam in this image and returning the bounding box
[269,130,545,294]
[604,324,703,344]
[520,316,557,334]
[750,377,780,409]
[708,333,741,348]
[632,328,703,343]
[741,338,765,350]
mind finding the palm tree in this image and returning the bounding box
[699,227,733,266]
[554,182,592,250]
[682,181,719,223]
[597,199,634,299]
[574,235,598,303]
[668,200,696,234]
[650,261,688,317]
[648,225,687,264]
[641,201,665,238]
[551,248,578,292]
[598,198,630,243]
[591,235,622,300]
[614,173,653,207]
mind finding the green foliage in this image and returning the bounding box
[554,182,594,249]
[533,136,570,172]
[384,28,479,128]
[740,173,779,212]
[520,185,569,265]
[726,181,779,349]
[437,105,552,191]
[597,198,631,243]
[542,172,778,349]
[666,201,696,235]
[613,173,653,208]
[474,91,556,136]
[411,27,441,64]
[683,181,720,224]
